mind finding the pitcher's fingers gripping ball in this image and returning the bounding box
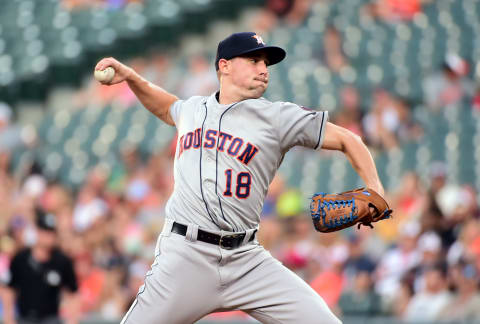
[311,188,392,233]
[94,66,115,84]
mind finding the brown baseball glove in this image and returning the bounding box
[310,188,392,233]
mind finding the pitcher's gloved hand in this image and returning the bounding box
[310,188,392,233]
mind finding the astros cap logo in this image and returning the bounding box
[252,34,265,45]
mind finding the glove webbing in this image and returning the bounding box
[312,194,358,231]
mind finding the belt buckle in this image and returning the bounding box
[219,233,242,250]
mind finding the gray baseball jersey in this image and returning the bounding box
[166,92,328,232]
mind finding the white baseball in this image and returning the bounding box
[94,66,115,83]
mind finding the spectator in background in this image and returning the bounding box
[440,263,480,321]
[283,0,312,25]
[447,219,480,266]
[435,184,479,229]
[277,214,314,280]
[404,262,452,321]
[420,190,459,249]
[322,26,348,74]
[376,172,426,243]
[423,54,475,110]
[74,251,105,316]
[96,258,128,321]
[72,183,108,234]
[391,172,426,220]
[270,190,314,280]
[375,222,421,304]
[332,86,365,138]
[413,231,444,285]
[428,182,479,252]
[252,0,312,33]
[363,0,427,22]
[362,88,413,150]
[267,0,295,18]
[0,210,80,324]
[401,231,448,307]
[338,264,382,318]
[310,244,347,309]
[342,233,376,291]
[391,279,414,318]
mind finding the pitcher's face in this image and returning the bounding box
[225,52,270,99]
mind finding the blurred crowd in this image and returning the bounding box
[0,124,480,322]
[0,0,480,323]
[0,139,176,321]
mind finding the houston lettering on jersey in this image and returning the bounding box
[178,128,259,165]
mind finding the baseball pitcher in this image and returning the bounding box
[95,32,388,324]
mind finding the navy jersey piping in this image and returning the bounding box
[200,102,220,227]
[314,111,326,150]
[215,102,241,232]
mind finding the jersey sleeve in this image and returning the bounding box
[169,99,184,127]
[276,102,329,152]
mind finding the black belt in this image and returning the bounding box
[171,222,256,250]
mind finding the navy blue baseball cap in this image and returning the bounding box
[215,32,286,70]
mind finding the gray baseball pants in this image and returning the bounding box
[121,219,341,324]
